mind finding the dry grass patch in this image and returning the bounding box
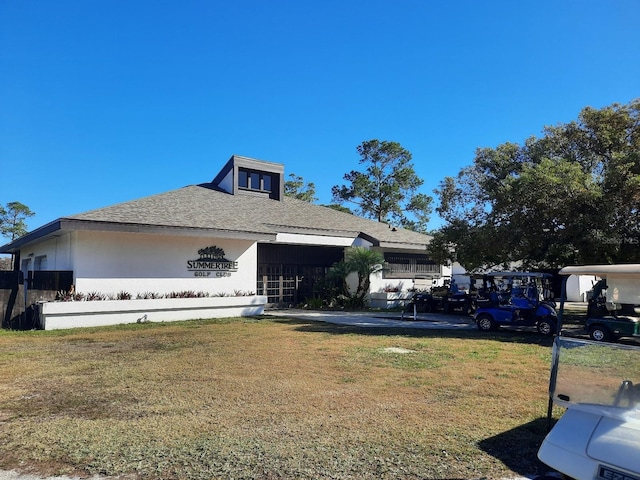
[0,317,556,479]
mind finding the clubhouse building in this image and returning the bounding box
[1,155,447,329]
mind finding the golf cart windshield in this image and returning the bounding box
[551,337,640,420]
[550,265,640,420]
[476,272,554,301]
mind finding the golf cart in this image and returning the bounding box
[473,272,557,335]
[441,277,477,314]
[537,264,640,480]
[583,274,640,343]
[405,277,475,315]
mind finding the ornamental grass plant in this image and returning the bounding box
[0,316,559,479]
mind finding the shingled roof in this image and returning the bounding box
[2,183,433,253]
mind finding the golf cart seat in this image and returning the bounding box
[489,291,501,307]
[606,301,622,313]
[498,292,511,306]
[605,302,640,320]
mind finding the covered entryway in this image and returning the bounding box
[257,244,344,305]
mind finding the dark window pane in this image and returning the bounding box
[263,174,271,192]
[239,170,248,188]
[250,172,260,190]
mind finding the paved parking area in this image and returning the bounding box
[264,308,477,330]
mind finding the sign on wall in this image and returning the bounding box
[187,246,238,277]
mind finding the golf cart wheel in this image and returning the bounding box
[537,318,556,336]
[589,324,612,342]
[476,314,496,332]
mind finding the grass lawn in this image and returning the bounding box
[0,316,560,479]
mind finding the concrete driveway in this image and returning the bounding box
[264,308,477,330]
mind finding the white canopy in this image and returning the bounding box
[560,265,640,305]
[560,264,640,277]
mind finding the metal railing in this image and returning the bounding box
[384,262,441,278]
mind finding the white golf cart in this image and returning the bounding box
[537,264,640,480]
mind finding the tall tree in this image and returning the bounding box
[284,173,318,203]
[0,202,35,241]
[434,99,640,270]
[324,204,353,214]
[331,140,432,232]
[0,256,12,271]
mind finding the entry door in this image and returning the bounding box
[256,244,345,306]
[257,264,300,305]
[257,265,330,306]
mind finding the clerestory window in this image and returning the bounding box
[238,168,272,193]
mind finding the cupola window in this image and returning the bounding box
[239,168,272,193]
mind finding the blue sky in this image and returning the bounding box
[1,0,639,235]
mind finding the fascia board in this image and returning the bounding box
[376,241,429,251]
[275,232,356,247]
[266,224,360,238]
[0,219,275,254]
[61,219,275,241]
[0,220,63,253]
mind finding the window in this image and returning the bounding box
[239,170,248,189]
[239,168,272,193]
[21,258,31,280]
[35,255,47,271]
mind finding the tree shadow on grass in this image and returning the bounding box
[477,417,557,477]
[267,316,561,476]
[269,316,557,347]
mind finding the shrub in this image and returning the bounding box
[85,291,106,301]
[137,292,161,300]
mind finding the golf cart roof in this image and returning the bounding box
[560,264,640,305]
[559,264,640,278]
[482,271,552,278]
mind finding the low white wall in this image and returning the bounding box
[368,271,413,294]
[38,295,268,330]
[369,292,413,309]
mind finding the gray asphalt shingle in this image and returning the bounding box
[67,184,432,248]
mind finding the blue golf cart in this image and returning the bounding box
[473,272,558,335]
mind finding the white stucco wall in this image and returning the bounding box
[18,228,443,304]
[275,232,356,247]
[19,233,73,272]
[73,231,257,297]
[368,271,414,293]
[23,230,258,298]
